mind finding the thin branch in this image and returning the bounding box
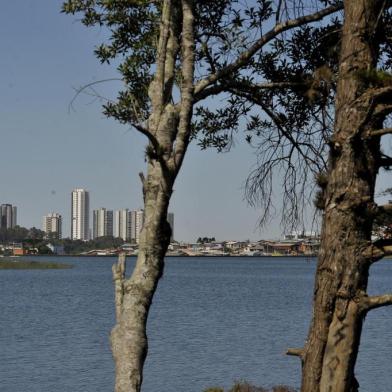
[287,347,304,358]
[226,81,325,171]
[68,78,122,113]
[194,2,343,96]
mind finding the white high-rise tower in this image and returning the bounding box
[71,188,90,241]
[93,208,113,239]
[114,209,131,241]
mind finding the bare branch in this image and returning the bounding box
[194,3,343,96]
[360,294,392,312]
[68,78,121,113]
[287,347,304,358]
[225,80,326,171]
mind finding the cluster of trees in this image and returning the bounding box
[0,226,126,254]
[59,236,125,254]
[0,226,45,243]
[62,1,392,392]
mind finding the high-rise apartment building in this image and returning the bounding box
[114,209,131,241]
[43,213,62,239]
[1,204,17,229]
[130,209,144,244]
[71,188,89,241]
[93,208,113,239]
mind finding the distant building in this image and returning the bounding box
[43,213,62,239]
[93,208,113,239]
[130,209,144,244]
[71,188,89,241]
[0,204,17,229]
[168,212,174,241]
[114,209,131,241]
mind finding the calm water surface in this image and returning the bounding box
[0,256,391,391]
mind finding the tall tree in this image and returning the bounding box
[196,1,392,390]
[284,1,392,391]
[63,1,343,391]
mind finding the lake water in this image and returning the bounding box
[0,256,391,392]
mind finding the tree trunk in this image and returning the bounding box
[301,1,383,391]
[110,155,174,392]
[109,0,195,390]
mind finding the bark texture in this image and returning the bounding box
[300,1,387,391]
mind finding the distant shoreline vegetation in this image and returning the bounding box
[0,258,73,269]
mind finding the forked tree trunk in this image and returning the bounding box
[110,1,195,391]
[300,1,384,391]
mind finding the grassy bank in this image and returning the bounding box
[0,258,73,269]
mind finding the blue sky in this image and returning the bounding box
[1,1,390,241]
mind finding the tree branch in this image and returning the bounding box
[225,80,326,171]
[287,347,304,358]
[368,127,392,137]
[363,239,392,263]
[194,3,343,96]
[132,123,161,153]
[360,294,392,312]
[148,0,173,111]
[194,80,305,102]
[171,0,195,173]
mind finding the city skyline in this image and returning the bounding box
[1,2,390,243]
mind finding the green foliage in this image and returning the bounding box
[61,236,124,254]
[0,226,45,243]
